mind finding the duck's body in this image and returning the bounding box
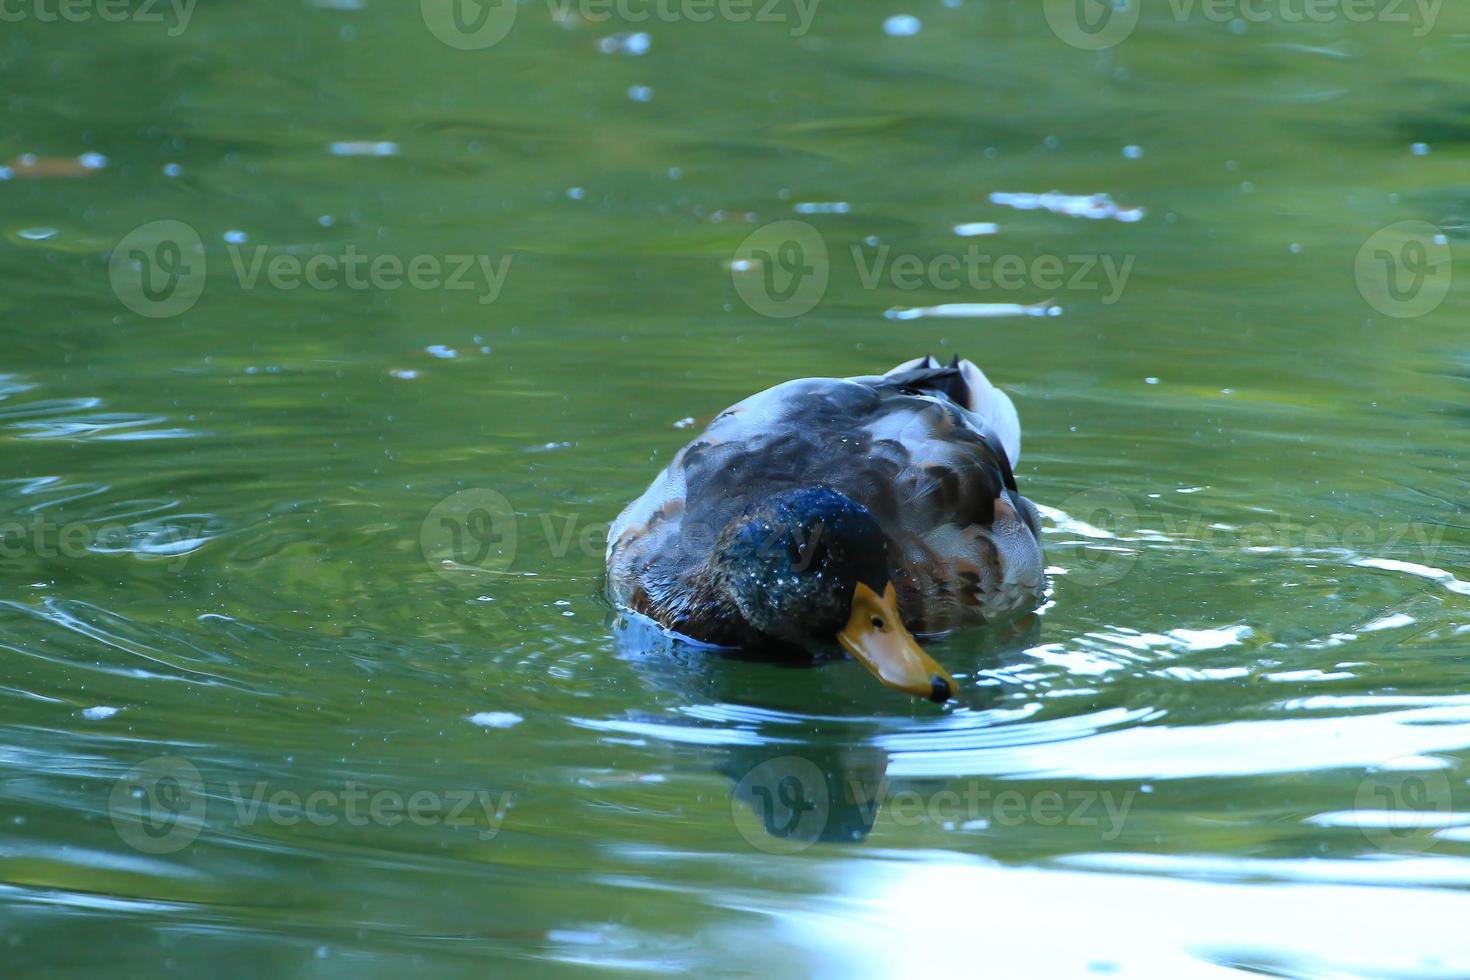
[606,356,1046,700]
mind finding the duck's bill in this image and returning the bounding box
[837,582,957,703]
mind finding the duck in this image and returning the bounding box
[605,356,1046,703]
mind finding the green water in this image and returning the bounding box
[3,1,1470,975]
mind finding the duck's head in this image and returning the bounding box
[709,486,957,703]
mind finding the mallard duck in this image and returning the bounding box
[605,356,1045,703]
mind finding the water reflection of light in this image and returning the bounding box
[881,704,1470,779]
[780,855,1470,977]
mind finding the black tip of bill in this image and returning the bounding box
[928,675,953,703]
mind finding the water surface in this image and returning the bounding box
[3,2,1470,976]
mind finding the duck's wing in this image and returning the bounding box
[606,359,1044,633]
[605,378,871,624]
[845,358,1044,631]
[869,354,1022,466]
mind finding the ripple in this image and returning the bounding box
[885,301,1060,320]
[10,412,196,441]
[881,704,1470,780]
[772,856,1470,977]
[1353,557,1470,597]
[0,397,103,420]
[989,190,1145,222]
[569,715,790,747]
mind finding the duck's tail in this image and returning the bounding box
[883,355,1022,465]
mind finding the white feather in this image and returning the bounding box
[956,358,1022,466]
[882,357,1022,465]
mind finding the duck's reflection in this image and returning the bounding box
[609,610,1039,848]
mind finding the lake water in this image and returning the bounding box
[3,1,1469,976]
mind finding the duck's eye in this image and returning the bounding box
[871,616,886,630]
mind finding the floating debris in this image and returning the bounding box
[329,141,399,157]
[885,301,1061,320]
[1354,557,1470,597]
[883,14,922,36]
[469,711,524,729]
[793,202,850,214]
[1362,612,1416,633]
[598,31,650,55]
[990,190,1145,223]
[7,153,108,178]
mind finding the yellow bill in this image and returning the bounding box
[837,582,957,703]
